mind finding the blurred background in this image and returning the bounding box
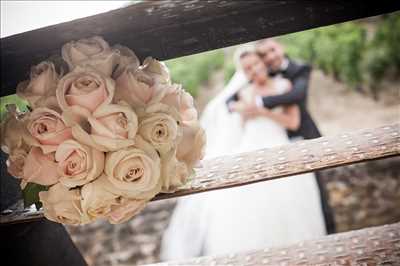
[1,2,399,265]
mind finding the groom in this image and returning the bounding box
[226,39,336,234]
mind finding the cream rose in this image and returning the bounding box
[177,121,206,169]
[62,36,119,76]
[55,139,104,188]
[56,66,115,114]
[21,147,60,187]
[70,102,138,152]
[160,148,190,192]
[107,197,147,224]
[81,174,148,223]
[39,183,84,225]
[160,84,198,122]
[138,103,181,154]
[26,107,72,153]
[16,61,59,108]
[81,174,120,220]
[104,136,161,199]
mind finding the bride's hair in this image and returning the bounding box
[233,45,256,70]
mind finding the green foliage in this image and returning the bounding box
[279,22,367,87]
[223,60,236,84]
[278,12,400,93]
[22,183,48,210]
[166,50,225,97]
[363,13,400,84]
[0,94,28,121]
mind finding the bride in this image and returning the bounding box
[160,47,326,259]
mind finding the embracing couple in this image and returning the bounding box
[161,39,335,259]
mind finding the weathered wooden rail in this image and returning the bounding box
[1,1,399,95]
[148,222,400,265]
[1,123,398,224]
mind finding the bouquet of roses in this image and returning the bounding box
[0,36,206,225]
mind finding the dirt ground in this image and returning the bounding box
[308,70,399,135]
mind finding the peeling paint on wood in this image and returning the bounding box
[1,1,399,95]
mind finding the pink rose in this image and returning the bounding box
[177,121,206,169]
[62,36,119,76]
[56,66,115,113]
[114,65,161,108]
[39,183,85,225]
[107,197,147,224]
[70,103,138,152]
[114,58,170,108]
[160,84,198,122]
[21,147,60,187]
[26,108,72,153]
[16,61,59,108]
[55,139,104,188]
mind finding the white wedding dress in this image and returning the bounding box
[161,71,326,260]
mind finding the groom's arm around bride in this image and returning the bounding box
[227,39,321,140]
[226,39,336,234]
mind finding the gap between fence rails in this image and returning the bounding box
[1,123,399,224]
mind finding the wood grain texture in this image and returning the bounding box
[1,1,399,96]
[1,124,398,225]
[148,222,400,266]
[154,123,400,200]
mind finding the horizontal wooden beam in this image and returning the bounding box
[1,124,398,225]
[148,222,400,265]
[1,1,399,96]
[155,123,400,200]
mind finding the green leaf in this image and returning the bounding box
[22,183,48,210]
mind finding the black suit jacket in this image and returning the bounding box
[226,58,321,140]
